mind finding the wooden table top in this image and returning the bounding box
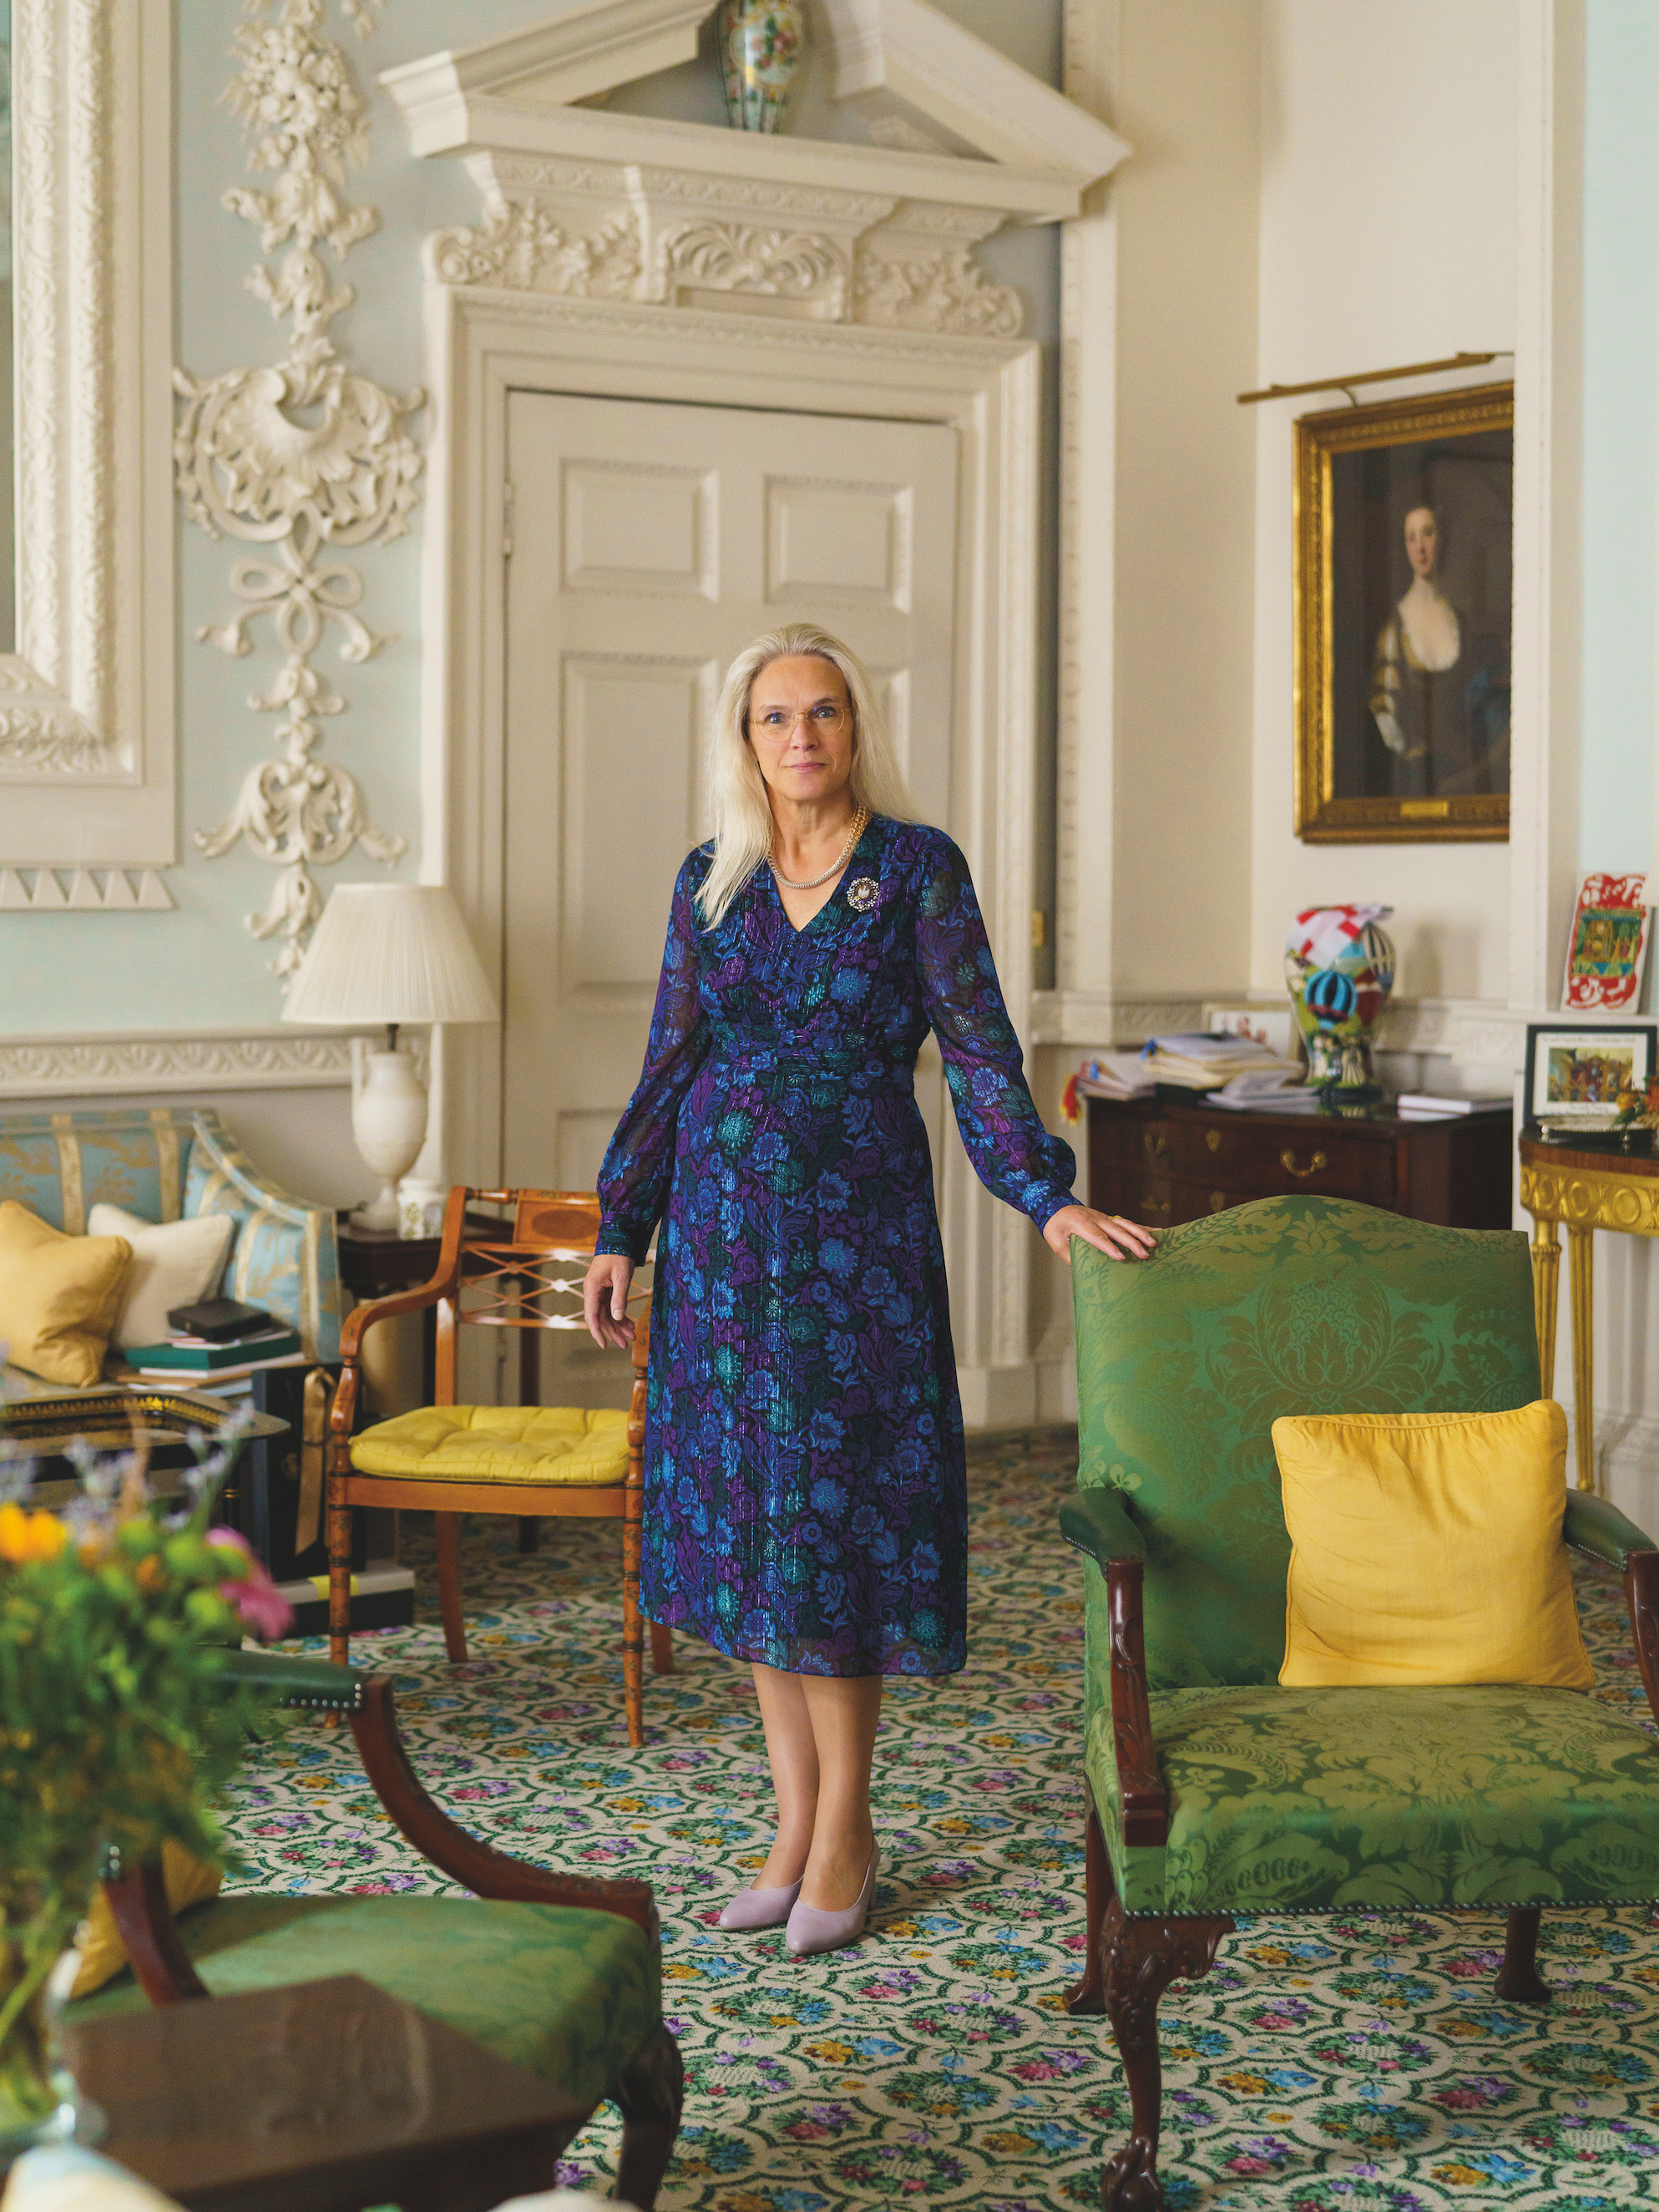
[63,1972,586,2212]
[1520,1132,1659,1177]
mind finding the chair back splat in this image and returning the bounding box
[1071,1193,1540,1694]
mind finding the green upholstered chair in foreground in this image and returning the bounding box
[1064,1194,1659,2211]
[64,1651,682,2209]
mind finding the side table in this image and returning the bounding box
[1087,1094,1513,1230]
[1518,1136,1659,1493]
[336,1217,446,1406]
[60,1972,588,2212]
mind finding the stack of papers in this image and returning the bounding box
[1138,1033,1299,1090]
[1210,1065,1316,1110]
[1394,1091,1511,1117]
[1073,1052,1157,1101]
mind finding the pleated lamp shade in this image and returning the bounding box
[281,885,499,1026]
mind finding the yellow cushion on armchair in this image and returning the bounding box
[1273,1399,1594,1691]
[350,1404,631,1485]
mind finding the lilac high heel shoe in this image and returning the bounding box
[785,1850,880,1958]
[716,1876,802,1931]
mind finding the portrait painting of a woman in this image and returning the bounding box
[1295,384,1512,841]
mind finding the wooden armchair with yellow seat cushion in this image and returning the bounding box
[1065,1193,1659,2210]
[326,1186,671,1745]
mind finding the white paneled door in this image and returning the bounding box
[501,388,958,1204]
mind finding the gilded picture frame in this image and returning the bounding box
[1293,382,1513,843]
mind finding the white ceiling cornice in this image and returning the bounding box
[381,0,1130,221]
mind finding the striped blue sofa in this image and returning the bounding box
[0,1106,343,1364]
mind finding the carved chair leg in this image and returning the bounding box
[433,1511,468,1664]
[1495,1906,1550,2004]
[517,1516,541,1554]
[650,1622,675,1676]
[327,1486,353,1671]
[1065,1796,1110,2015]
[1100,1897,1233,2212]
[612,2024,684,2211]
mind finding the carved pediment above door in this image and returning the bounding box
[381,0,1129,334]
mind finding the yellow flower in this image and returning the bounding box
[0,1501,68,1562]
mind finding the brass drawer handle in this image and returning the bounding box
[1143,1131,1168,1161]
[1205,1129,1221,1154]
[1208,1190,1228,1213]
[1141,1192,1171,1215]
[1280,1148,1329,1179]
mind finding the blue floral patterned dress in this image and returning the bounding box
[596,816,1075,1678]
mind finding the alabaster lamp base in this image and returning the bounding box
[351,1043,428,1232]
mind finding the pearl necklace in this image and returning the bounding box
[771,806,869,890]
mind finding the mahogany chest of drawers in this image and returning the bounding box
[1085,1095,1513,1232]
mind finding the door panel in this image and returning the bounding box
[503,389,958,1259]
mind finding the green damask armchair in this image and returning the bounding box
[64,1651,682,2209]
[1064,1193,1659,2211]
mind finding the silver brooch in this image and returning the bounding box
[846,877,880,911]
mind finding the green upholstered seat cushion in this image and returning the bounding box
[63,1894,659,2111]
[1087,1682,1659,1915]
[1071,1197,1542,1701]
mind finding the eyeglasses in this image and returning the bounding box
[748,702,849,737]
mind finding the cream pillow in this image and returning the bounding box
[0,1201,132,1387]
[1273,1400,1594,1692]
[88,1202,234,1352]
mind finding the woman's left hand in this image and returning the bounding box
[1042,1203,1158,1263]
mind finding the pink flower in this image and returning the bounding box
[206,1526,295,1642]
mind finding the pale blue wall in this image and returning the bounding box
[1,0,1061,1037]
[1579,0,1658,878]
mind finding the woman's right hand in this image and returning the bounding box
[584,1253,636,1349]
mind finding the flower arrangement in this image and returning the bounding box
[0,1401,291,2154]
[1615,1075,1659,1129]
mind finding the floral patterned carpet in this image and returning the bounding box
[225,1429,1659,2212]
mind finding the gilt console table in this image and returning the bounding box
[1518,1135,1659,1494]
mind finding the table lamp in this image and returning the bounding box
[282,883,500,1229]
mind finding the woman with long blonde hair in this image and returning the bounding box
[585,623,1153,1956]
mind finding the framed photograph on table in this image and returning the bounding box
[1523,1023,1657,1130]
[1294,382,1513,843]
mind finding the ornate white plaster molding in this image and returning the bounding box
[175,0,418,982]
[0,1025,428,1100]
[819,0,1130,176]
[388,3,1131,343]
[2,0,176,868]
[0,868,174,912]
[428,168,1029,337]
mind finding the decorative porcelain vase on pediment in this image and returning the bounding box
[718,0,806,132]
[1284,905,1397,1101]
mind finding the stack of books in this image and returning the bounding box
[122,1298,304,1387]
[1136,1033,1299,1089]
[1072,1051,1159,1103]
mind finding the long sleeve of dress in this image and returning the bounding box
[596,856,713,1263]
[915,835,1076,1229]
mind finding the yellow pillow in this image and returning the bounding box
[1273,1400,1593,1691]
[70,1838,222,1997]
[0,1200,133,1387]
